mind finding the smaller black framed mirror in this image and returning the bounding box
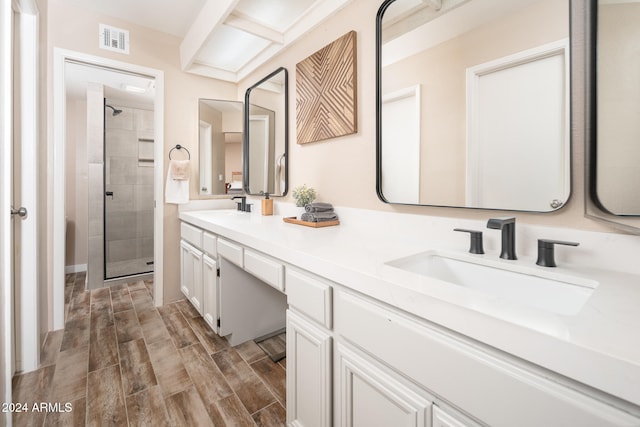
[244,67,289,197]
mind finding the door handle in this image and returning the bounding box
[10,207,27,218]
[106,191,114,199]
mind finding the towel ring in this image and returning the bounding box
[169,144,190,160]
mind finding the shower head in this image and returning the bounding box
[105,104,123,116]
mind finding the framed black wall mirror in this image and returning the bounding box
[198,99,244,196]
[586,0,640,232]
[244,67,289,197]
[376,0,571,212]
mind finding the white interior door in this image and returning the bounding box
[199,121,212,195]
[14,3,40,373]
[381,85,421,204]
[1,0,39,417]
[466,40,569,211]
[249,115,269,193]
[0,0,15,416]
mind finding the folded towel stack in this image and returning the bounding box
[304,202,334,213]
[301,202,338,222]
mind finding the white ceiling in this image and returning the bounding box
[69,0,352,83]
[65,61,156,106]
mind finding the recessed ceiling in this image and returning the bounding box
[68,0,352,83]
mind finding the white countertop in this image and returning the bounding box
[179,207,640,407]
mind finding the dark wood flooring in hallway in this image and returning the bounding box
[11,272,286,426]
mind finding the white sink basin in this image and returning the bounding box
[386,251,598,315]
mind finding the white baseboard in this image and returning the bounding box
[64,264,87,274]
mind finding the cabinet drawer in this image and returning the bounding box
[202,232,217,258]
[335,291,639,427]
[286,268,332,329]
[217,238,243,267]
[180,222,203,248]
[244,249,284,292]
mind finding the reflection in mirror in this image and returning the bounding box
[198,99,244,196]
[593,0,640,216]
[377,0,571,212]
[244,67,288,196]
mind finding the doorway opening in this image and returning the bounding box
[53,49,164,329]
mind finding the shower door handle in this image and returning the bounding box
[106,191,114,199]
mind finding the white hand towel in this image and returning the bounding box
[170,159,190,180]
[165,168,189,204]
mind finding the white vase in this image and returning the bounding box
[296,206,306,220]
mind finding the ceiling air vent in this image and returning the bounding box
[99,24,130,54]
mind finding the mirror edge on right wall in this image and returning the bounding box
[585,0,640,234]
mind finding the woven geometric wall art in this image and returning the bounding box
[296,30,358,144]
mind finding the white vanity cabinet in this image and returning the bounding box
[334,290,640,427]
[180,222,218,322]
[286,268,334,427]
[179,212,640,427]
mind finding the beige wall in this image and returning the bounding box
[43,0,237,313]
[237,0,620,232]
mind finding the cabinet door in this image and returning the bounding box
[287,310,332,427]
[180,240,202,314]
[202,255,218,331]
[335,341,431,427]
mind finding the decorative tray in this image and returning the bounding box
[283,216,340,228]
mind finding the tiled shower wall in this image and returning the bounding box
[103,102,155,279]
[87,94,155,288]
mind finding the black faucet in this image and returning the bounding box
[231,196,247,212]
[487,217,517,260]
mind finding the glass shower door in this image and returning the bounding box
[104,100,155,279]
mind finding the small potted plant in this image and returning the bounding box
[292,184,317,218]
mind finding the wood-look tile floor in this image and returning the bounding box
[12,272,287,426]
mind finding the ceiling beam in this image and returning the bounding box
[180,0,240,71]
[226,12,284,44]
[187,63,240,83]
[284,0,351,44]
